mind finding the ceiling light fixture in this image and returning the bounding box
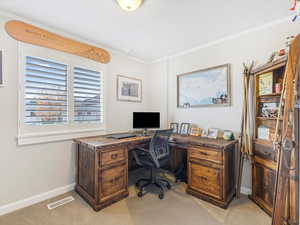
[116,0,143,11]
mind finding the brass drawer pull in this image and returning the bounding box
[199,151,208,156]
[111,153,118,159]
[200,176,208,181]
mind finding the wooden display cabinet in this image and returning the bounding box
[250,57,287,216]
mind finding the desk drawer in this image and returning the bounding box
[189,161,222,200]
[99,146,126,167]
[99,164,127,202]
[189,147,222,164]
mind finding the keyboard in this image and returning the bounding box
[109,133,137,139]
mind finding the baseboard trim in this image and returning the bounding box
[0,183,75,216]
[240,186,252,195]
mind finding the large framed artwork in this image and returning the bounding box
[117,75,142,102]
[177,64,231,107]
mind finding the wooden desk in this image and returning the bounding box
[74,133,237,211]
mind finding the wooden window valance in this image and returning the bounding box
[5,20,110,64]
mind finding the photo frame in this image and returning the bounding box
[117,75,142,102]
[207,128,219,139]
[170,122,179,134]
[180,123,190,136]
[190,127,201,136]
[177,64,231,107]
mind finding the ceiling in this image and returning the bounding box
[0,0,292,62]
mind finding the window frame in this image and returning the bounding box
[18,43,107,145]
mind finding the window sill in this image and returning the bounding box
[17,128,107,146]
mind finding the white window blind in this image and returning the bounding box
[24,56,68,125]
[73,67,103,123]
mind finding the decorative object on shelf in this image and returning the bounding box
[177,64,231,107]
[117,75,142,102]
[260,102,279,118]
[259,72,273,95]
[275,82,282,93]
[170,123,179,134]
[190,127,201,136]
[5,20,110,64]
[289,0,300,21]
[207,128,219,139]
[268,52,277,63]
[257,125,270,140]
[0,51,2,86]
[223,130,234,140]
[116,0,143,11]
[179,123,190,136]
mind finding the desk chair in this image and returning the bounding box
[132,129,173,199]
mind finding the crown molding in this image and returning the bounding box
[150,16,291,64]
[0,8,148,64]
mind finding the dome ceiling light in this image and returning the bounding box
[116,0,143,11]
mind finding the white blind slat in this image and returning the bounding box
[74,67,103,123]
[25,56,68,125]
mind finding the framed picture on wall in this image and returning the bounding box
[117,75,142,102]
[177,64,231,107]
[0,51,3,86]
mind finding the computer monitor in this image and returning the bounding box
[133,112,160,135]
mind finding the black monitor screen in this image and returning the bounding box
[133,112,160,129]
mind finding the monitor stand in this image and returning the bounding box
[141,128,149,136]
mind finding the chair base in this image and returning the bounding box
[135,169,171,199]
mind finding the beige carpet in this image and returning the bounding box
[0,182,271,225]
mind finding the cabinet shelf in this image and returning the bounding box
[256,117,282,121]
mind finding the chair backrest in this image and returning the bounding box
[149,129,173,163]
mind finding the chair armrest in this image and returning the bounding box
[134,147,149,153]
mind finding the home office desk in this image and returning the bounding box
[74,133,237,211]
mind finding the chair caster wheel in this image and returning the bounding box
[166,183,171,190]
[158,193,164,199]
[137,191,143,198]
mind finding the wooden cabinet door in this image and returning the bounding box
[253,161,276,214]
[188,160,222,200]
[99,164,127,202]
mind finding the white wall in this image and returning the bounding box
[148,19,300,190]
[0,13,149,209]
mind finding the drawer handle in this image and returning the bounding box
[200,176,208,181]
[199,151,208,156]
[262,151,271,156]
[111,153,118,159]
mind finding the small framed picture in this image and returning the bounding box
[201,129,208,137]
[180,123,190,136]
[190,127,201,136]
[170,123,179,134]
[207,128,219,139]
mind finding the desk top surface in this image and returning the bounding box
[74,132,237,150]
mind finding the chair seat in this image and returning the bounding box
[138,154,169,168]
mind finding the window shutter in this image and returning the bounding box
[24,56,68,125]
[73,67,103,122]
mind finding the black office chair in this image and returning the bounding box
[132,129,173,199]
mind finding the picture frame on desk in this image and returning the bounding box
[190,127,201,136]
[207,128,219,139]
[170,122,179,134]
[180,123,190,136]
